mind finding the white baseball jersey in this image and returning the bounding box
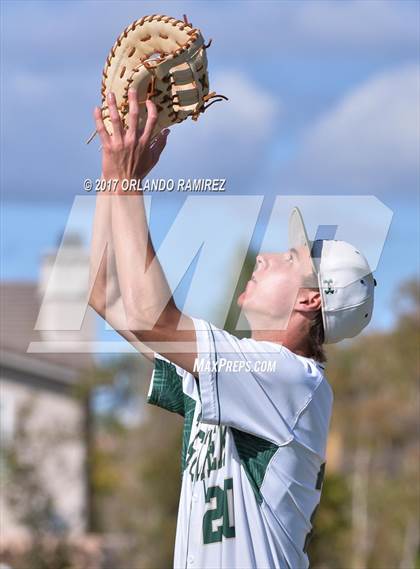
[147,318,333,569]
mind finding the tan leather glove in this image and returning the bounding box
[88,14,227,144]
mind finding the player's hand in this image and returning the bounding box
[93,89,170,185]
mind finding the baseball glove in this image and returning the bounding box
[87,14,226,143]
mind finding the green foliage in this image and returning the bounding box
[308,474,352,568]
[91,405,183,567]
[19,540,73,569]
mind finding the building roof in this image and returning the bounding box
[0,282,93,377]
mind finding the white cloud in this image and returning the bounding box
[290,1,419,54]
[156,69,280,184]
[284,64,420,194]
[195,1,419,61]
[5,2,418,78]
[201,70,280,139]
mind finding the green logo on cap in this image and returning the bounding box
[324,279,335,294]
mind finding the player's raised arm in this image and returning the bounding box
[91,89,198,372]
[88,187,157,362]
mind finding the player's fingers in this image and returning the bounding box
[139,100,158,146]
[94,107,111,147]
[126,88,139,139]
[107,92,123,145]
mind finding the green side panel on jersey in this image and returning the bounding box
[148,358,198,474]
[181,395,196,472]
[231,428,278,505]
[147,358,185,416]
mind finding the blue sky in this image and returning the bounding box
[1,0,419,340]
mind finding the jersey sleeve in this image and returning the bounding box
[191,317,329,446]
[147,354,190,417]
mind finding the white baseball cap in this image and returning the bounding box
[289,207,376,344]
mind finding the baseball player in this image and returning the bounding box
[89,92,376,569]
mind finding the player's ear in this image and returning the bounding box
[295,288,321,313]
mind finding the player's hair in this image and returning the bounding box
[301,273,326,363]
[307,308,326,363]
